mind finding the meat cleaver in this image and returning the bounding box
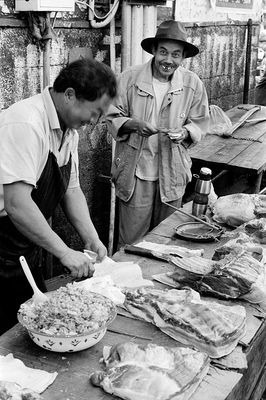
[124,244,181,261]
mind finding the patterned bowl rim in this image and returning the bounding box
[17,290,117,338]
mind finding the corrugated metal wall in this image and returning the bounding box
[183,21,259,109]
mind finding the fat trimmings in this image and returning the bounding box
[18,284,114,336]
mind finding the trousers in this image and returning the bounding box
[117,177,182,249]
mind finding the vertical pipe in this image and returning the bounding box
[143,5,156,63]
[109,10,116,71]
[131,5,144,66]
[43,40,51,88]
[243,18,252,104]
[121,1,131,71]
[171,0,176,19]
[108,6,116,256]
[42,12,52,278]
[43,12,51,89]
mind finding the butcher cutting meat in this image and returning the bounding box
[0,59,117,334]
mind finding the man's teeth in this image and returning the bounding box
[162,65,171,71]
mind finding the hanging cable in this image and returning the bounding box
[90,1,119,28]
[52,11,58,29]
[75,0,120,26]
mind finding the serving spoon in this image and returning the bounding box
[19,255,49,305]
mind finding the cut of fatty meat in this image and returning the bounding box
[123,287,246,358]
[232,218,266,245]
[158,250,266,303]
[212,232,263,262]
[90,342,209,400]
[211,193,266,227]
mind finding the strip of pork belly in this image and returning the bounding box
[154,298,244,344]
[125,288,246,348]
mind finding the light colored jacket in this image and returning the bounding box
[106,59,209,202]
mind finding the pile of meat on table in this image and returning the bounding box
[161,193,266,305]
[91,193,266,400]
[91,342,210,400]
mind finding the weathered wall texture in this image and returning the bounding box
[182,21,259,110]
[0,1,261,271]
[0,28,106,105]
[0,1,116,266]
[174,0,262,23]
[170,0,261,107]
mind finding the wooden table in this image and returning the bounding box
[1,204,266,400]
[189,104,266,193]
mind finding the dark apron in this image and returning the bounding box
[0,151,72,334]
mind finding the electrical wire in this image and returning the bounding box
[75,0,119,20]
[52,11,58,29]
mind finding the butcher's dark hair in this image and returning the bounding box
[53,58,117,101]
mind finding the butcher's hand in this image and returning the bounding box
[120,119,159,138]
[59,249,95,279]
[84,238,107,262]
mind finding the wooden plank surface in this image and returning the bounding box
[0,306,245,400]
[225,318,266,400]
[189,104,266,175]
[0,311,256,400]
[1,202,266,400]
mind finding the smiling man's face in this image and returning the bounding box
[60,89,112,130]
[151,40,185,82]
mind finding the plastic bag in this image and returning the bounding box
[207,105,232,136]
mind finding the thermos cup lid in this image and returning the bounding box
[199,167,212,180]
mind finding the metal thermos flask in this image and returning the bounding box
[192,167,212,216]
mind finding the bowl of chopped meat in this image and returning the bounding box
[17,283,117,352]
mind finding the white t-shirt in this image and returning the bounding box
[136,78,170,181]
[0,86,79,217]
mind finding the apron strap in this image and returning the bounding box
[31,152,72,220]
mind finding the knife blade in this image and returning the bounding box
[124,244,182,261]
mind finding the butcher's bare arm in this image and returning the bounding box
[3,182,93,278]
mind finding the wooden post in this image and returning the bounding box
[243,19,252,104]
[108,11,116,256]
[43,12,53,279]
[43,40,51,87]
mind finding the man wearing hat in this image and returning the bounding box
[106,20,210,249]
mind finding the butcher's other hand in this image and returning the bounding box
[85,238,107,262]
[59,249,94,279]
[121,119,158,138]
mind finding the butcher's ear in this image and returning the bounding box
[64,88,76,101]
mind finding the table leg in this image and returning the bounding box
[254,171,263,194]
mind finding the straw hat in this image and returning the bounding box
[141,20,199,59]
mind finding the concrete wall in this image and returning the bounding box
[174,0,262,23]
[0,1,261,274]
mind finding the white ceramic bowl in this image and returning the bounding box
[17,290,117,353]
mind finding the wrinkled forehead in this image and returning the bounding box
[155,39,185,53]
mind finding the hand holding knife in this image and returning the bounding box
[63,249,98,280]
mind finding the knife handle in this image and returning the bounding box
[124,244,166,260]
[124,244,155,258]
